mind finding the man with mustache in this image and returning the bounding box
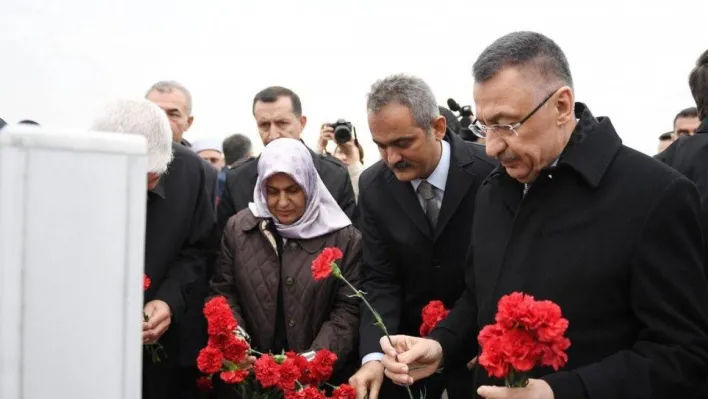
[348,74,496,399]
[378,31,708,399]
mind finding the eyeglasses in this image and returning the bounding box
[469,89,560,139]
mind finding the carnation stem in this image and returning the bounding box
[338,275,416,399]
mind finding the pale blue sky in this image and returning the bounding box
[1,0,707,163]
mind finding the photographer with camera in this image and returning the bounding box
[317,119,365,199]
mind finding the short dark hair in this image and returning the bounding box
[222,134,253,166]
[252,86,302,117]
[673,107,699,126]
[659,131,673,141]
[473,31,573,89]
[689,51,708,120]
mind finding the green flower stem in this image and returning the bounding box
[504,369,529,388]
[337,273,416,399]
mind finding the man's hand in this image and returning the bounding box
[349,360,385,399]
[477,379,554,399]
[379,335,443,386]
[317,124,335,153]
[142,300,172,344]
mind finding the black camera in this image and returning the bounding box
[329,119,354,144]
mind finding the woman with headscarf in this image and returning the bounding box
[210,137,361,387]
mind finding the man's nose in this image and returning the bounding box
[386,148,402,166]
[485,134,506,159]
[268,126,282,142]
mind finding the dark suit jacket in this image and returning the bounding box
[144,143,216,399]
[430,104,708,399]
[217,146,356,231]
[358,131,496,362]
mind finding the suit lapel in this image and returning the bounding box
[433,134,476,241]
[434,160,473,241]
[387,173,433,239]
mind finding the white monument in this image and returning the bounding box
[0,125,147,399]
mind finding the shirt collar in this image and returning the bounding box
[411,139,451,193]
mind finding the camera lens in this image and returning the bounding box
[334,124,352,144]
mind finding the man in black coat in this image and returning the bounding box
[217,86,356,231]
[348,74,497,399]
[379,32,708,399]
[91,99,216,399]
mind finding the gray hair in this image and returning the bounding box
[366,74,440,130]
[145,80,193,115]
[473,31,573,90]
[91,99,174,174]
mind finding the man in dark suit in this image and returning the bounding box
[348,74,496,399]
[217,86,356,230]
[379,32,708,399]
[91,99,216,399]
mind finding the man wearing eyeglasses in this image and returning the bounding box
[378,31,708,399]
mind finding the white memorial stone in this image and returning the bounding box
[0,125,147,399]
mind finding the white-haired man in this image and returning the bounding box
[91,99,216,399]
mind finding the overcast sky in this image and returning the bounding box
[1,0,707,164]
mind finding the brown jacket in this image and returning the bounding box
[211,209,361,370]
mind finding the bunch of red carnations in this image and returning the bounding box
[196,296,356,399]
[478,292,571,388]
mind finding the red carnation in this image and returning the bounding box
[207,312,238,337]
[331,384,356,399]
[197,346,224,374]
[196,376,213,392]
[289,386,326,399]
[204,296,238,337]
[285,351,312,384]
[419,300,450,336]
[143,274,151,291]
[254,355,280,388]
[500,328,538,372]
[478,324,509,379]
[204,296,231,319]
[276,358,302,391]
[308,349,338,383]
[495,292,536,329]
[311,247,343,280]
[218,334,249,364]
[220,369,249,384]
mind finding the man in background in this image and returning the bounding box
[658,131,673,153]
[146,81,219,208]
[672,106,700,138]
[91,99,215,399]
[217,86,356,231]
[222,133,254,168]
